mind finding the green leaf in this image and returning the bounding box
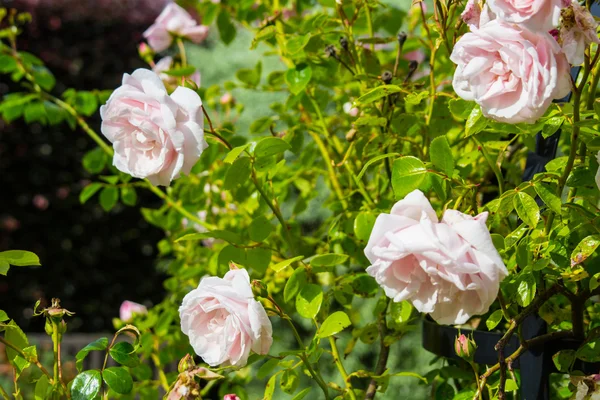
[541,116,564,138]
[99,187,119,212]
[296,284,323,319]
[448,98,474,119]
[354,212,376,242]
[280,369,299,394]
[223,143,250,163]
[291,388,312,400]
[285,64,312,95]
[120,187,137,206]
[177,230,244,245]
[486,309,503,331]
[0,54,17,73]
[284,266,306,303]
[109,341,140,368]
[236,66,261,87]
[0,250,40,268]
[257,358,279,380]
[251,25,276,49]
[391,156,428,200]
[249,216,273,242]
[310,253,348,267]
[354,85,402,106]
[429,136,454,175]
[576,338,600,362]
[505,379,518,392]
[513,192,540,228]
[317,311,351,338]
[516,274,536,307]
[534,183,561,214]
[34,374,50,400]
[75,337,108,372]
[5,321,29,373]
[264,373,278,400]
[162,66,196,77]
[246,247,272,274]
[79,183,103,204]
[254,137,291,158]
[465,106,487,137]
[217,10,236,45]
[354,116,387,127]
[357,153,399,180]
[553,349,575,372]
[31,65,55,91]
[24,102,46,124]
[271,256,304,272]
[405,91,429,106]
[250,116,274,134]
[0,310,8,322]
[102,366,133,395]
[83,148,107,174]
[71,370,102,400]
[571,235,600,267]
[286,34,311,54]
[224,157,251,190]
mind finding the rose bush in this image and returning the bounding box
[1,0,600,399]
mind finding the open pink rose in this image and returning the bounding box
[560,0,600,65]
[461,0,496,28]
[179,268,273,367]
[119,301,147,322]
[153,56,201,88]
[143,3,209,52]
[451,20,570,124]
[487,0,568,31]
[364,190,508,325]
[100,69,207,186]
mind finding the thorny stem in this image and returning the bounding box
[487,284,561,399]
[176,37,187,67]
[328,336,357,400]
[365,305,391,400]
[50,320,64,398]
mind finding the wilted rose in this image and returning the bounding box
[179,268,273,367]
[143,3,209,52]
[451,20,570,124]
[100,69,207,186]
[365,190,508,325]
[560,0,600,65]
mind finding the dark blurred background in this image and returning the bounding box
[0,0,171,332]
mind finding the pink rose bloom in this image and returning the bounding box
[153,56,201,87]
[179,268,273,367]
[364,190,508,325]
[143,3,209,52]
[223,395,241,400]
[100,69,208,186]
[119,301,147,322]
[343,102,359,117]
[560,0,600,65]
[487,0,568,31]
[451,20,570,124]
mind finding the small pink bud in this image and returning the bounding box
[224,395,241,400]
[119,301,147,322]
[454,333,477,360]
[220,92,234,105]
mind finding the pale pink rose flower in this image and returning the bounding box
[451,20,570,124]
[487,0,568,31]
[119,301,147,322]
[223,395,241,400]
[343,102,359,117]
[220,92,233,105]
[364,190,508,325]
[179,268,273,367]
[596,151,600,191]
[560,0,600,65]
[143,3,209,52]
[153,56,201,87]
[100,69,207,186]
